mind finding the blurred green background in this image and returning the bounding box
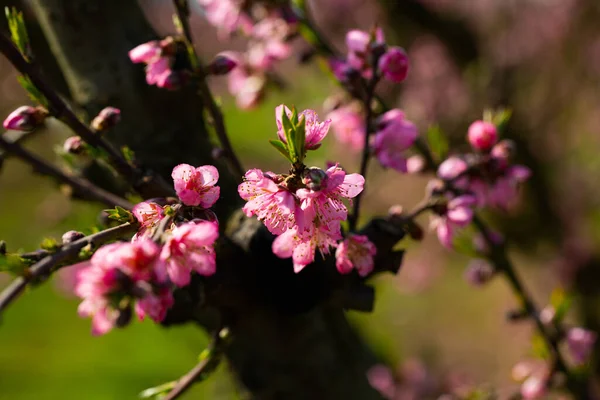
[2,0,600,398]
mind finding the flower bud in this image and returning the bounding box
[491,139,516,168]
[302,167,328,191]
[63,136,85,155]
[378,46,409,83]
[468,120,498,151]
[62,230,85,244]
[3,106,48,132]
[207,52,239,75]
[91,107,121,132]
[521,374,547,399]
[211,147,225,160]
[566,327,596,365]
[464,259,495,287]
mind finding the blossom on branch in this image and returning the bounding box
[372,109,418,172]
[172,164,220,208]
[335,234,377,277]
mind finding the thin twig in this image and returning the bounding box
[163,328,227,400]
[0,133,133,209]
[0,34,173,198]
[0,222,137,314]
[0,129,39,167]
[172,0,245,180]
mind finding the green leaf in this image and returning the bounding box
[492,108,512,133]
[104,206,134,223]
[269,139,293,162]
[280,107,297,161]
[5,7,30,59]
[451,226,479,257]
[139,380,176,399]
[294,114,306,162]
[121,146,135,164]
[16,75,47,107]
[426,124,448,163]
[550,287,572,324]
[530,333,550,360]
[40,237,60,252]
[0,253,27,275]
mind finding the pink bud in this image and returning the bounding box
[346,30,370,54]
[208,52,239,75]
[467,120,498,151]
[378,47,409,83]
[91,107,121,131]
[302,167,328,191]
[521,374,547,399]
[464,259,495,287]
[129,41,161,64]
[62,230,85,244]
[3,106,46,131]
[63,136,85,154]
[566,327,596,365]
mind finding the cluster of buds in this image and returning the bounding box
[331,27,409,86]
[128,37,187,89]
[3,105,48,132]
[75,163,221,335]
[238,105,375,274]
[428,118,531,249]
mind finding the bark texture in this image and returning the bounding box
[25,1,386,398]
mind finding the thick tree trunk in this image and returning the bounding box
[25,1,383,398]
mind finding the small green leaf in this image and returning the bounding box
[426,124,448,163]
[550,288,572,324]
[280,106,297,161]
[16,75,47,107]
[290,106,299,126]
[269,139,293,162]
[105,206,134,223]
[492,108,512,133]
[530,333,550,359]
[40,237,60,252]
[121,146,135,164]
[139,380,176,399]
[294,114,306,162]
[451,227,479,257]
[5,7,30,59]
[0,253,27,275]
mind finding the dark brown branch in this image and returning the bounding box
[0,34,174,198]
[172,0,245,180]
[0,133,133,209]
[0,222,137,315]
[163,328,227,400]
[0,129,39,167]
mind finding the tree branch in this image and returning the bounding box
[172,0,245,180]
[163,327,227,400]
[0,222,137,315]
[0,132,133,209]
[0,33,174,198]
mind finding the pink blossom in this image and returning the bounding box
[248,18,292,70]
[566,327,597,365]
[75,240,162,335]
[437,156,468,180]
[468,120,498,151]
[172,164,220,208]
[227,67,265,110]
[3,105,43,131]
[145,58,174,88]
[157,221,219,287]
[372,109,418,172]
[129,41,161,64]
[327,106,364,151]
[238,169,296,235]
[430,195,477,249]
[366,365,396,400]
[521,374,547,399]
[346,30,370,54]
[335,234,377,276]
[379,46,409,83]
[135,286,174,323]
[296,165,364,235]
[198,0,253,38]
[486,165,531,209]
[132,201,164,240]
[275,105,331,150]
[272,225,340,273]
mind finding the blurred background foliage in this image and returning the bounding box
[1,0,599,398]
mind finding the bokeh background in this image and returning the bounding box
[1,0,600,398]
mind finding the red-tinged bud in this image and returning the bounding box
[63,136,85,155]
[207,52,239,75]
[3,105,48,131]
[62,230,85,244]
[91,107,121,132]
[464,259,495,287]
[378,47,409,83]
[302,167,329,191]
[468,120,498,151]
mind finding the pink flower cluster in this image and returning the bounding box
[239,106,374,273]
[197,0,253,38]
[129,38,182,89]
[430,119,531,249]
[76,163,222,335]
[331,28,409,84]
